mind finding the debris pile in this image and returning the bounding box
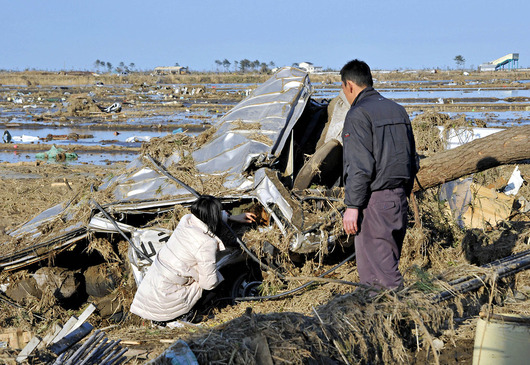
[65,95,102,116]
[153,291,454,364]
[0,69,529,364]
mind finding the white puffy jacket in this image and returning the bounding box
[130,214,225,321]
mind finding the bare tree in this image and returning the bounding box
[454,55,466,69]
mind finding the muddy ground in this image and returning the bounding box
[0,70,529,364]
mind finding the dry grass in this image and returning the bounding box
[2,70,529,89]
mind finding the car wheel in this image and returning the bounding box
[230,273,262,300]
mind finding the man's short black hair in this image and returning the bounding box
[190,195,223,234]
[340,59,373,88]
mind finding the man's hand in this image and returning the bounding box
[229,212,257,224]
[343,208,359,235]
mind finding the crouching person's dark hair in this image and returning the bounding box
[190,195,223,234]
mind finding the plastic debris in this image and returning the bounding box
[99,102,122,113]
[148,340,198,365]
[35,145,78,161]
[12,135,39,143]
[125,136,151,143]
[503,165,524,196]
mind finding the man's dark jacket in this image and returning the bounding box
[342,87,418,209]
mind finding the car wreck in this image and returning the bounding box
[1,67,353,313]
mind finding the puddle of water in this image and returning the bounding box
[1,127,173,146]
[382,89,530,99]
[0,149,138,165]
[313,87,530,100]
[2,81,529,166]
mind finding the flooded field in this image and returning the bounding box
[1,70,529,164]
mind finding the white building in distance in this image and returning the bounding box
[298,62,323,73]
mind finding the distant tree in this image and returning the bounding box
[269,61,275,69]
[214,59,222,72]
[454,55,466,69]
[94,59,102,71]
[252,60,260,71]
[106,62,112,72]
[240,59,251,72]
[233,60,239,72]
[222,59,231,72]
[129,62,135,71]
[260,62,269,73]
[175,62,180,66]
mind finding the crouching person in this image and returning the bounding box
[130,195,255,327]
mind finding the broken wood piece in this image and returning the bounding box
[16,335,41,363]
[51,316,78,344]
[0,329,32,350]
[39,324,62,349]
[68,303,96,335]
[122,348,150,359]
[121,340,142,345]
[64,178,72,191]
[51,182,69,188]
[461,183,514,228]
[49,322,94,355]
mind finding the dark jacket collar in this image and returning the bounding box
[352,87,376,106]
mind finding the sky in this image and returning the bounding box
[1,0,528,72]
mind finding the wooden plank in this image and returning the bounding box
[16,336,41,363]
[39,324,62,349]
[51,316,78,344]
[121,340,142,345]
[67,304,96,335]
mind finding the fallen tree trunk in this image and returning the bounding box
[413,125,530,192]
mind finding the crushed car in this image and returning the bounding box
[0,67,353,312]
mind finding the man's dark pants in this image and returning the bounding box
[355,187,408,290]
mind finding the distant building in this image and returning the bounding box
[154,66,189,75]
[297,62,323,74]
[479,53,519,72]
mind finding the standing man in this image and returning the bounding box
[341,60,418,291]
